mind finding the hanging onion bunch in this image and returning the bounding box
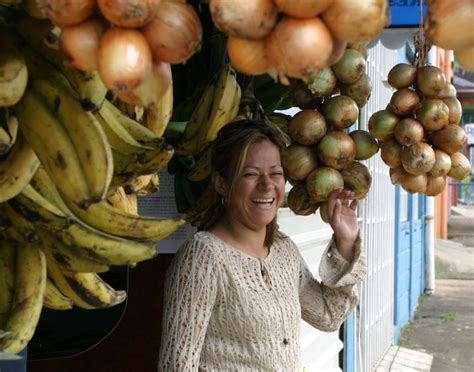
[378,62,472,195]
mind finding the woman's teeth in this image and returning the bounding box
[252,198,274,204]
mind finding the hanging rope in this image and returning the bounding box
[413,0,431,68]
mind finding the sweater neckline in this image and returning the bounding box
[200,231,275,263]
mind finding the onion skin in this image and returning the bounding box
[341,161,372,200]
[227,36,269,76]
[437,82,457,99]
[307,67,337,97]
[388,63,417,89]
[425,0,474,50]
[288,110,327,146]
[455,45,474,73]
[209,0,278,40]
[306,167,344,202]
[380,139,402,169]
[401,142,436,176]
[425,175,447,196]
[321,95,359,130]
[350,130,379,161]
[282,144,318,181]
[415,98,449,132]
[322,0,389,42]
[332,49,366,84]
[401,171,428,193]
[98,0,161,28]
[368,110,399,141]
[429,149,452,177]
[326,37,348,66]
[448,152,471,180]
[287,182,320,216]
[142,1,202,64]
[340,73,372,108]
[416,65,446,98]
[37,0,97,26]
[431,125,467,154]
[23,0,48,19]
[319,201,330,223]
[289,79,327,109]
[317,131,356,170]
[394,118,424,146]
[387,88,421,117]
[265,16,333,82]
[98,27,152,92]
[274,0,332,18]
[60,17,108,71]
[442,97,463,125]
[389,167,404,185]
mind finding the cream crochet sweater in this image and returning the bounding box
[158,231,366,371]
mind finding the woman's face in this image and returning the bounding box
[224,139,286,232]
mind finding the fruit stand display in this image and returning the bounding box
[0,0,472,366]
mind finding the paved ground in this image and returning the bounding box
[399,204,474,372]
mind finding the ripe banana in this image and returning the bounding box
[144,82,174,137]
[125,193,138,215]
[107,186,137,214]
[0,203,38,243]
[43,277,73,311]
[0,131,40,203]
[188,147,213,182]
[123,174,154,195]
[62,192,186,241]
[0,239,16,328]
[0,242,46,354]
[29,166,70,215]
[0,108,19,156]
[44,250,126,310]
[0,44,28,107]
[32,78,113,201]
[15,88,93,209]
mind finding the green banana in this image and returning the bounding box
[0,108,19,156]
[188,147,212,182]
[0,42,28,107]
[0,239,16,328]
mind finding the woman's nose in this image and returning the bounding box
[258,175,273,189]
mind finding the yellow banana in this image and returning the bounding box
[16,88,93,209]
[44,250,126,310]
[123,174,154,195]
[0,203,38,243]
[0,242,46,354]
[144,82,174,137]
[32,78,113,201]
[107,186,136,214]
[188,146,213,182]
[0,43,28,107]
[0,131,40,203]
[144,173,160,194]
[62,191,186,241]
[125,193,138,215]
[0,108,19,156]
[29,166,70,214]
[0,239,16,328]
[43,277,73,311]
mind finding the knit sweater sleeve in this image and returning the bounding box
[298,235,366,332]
[158,237,219,371]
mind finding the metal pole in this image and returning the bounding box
[425,196,435,294]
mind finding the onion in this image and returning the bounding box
[349,130,379,160]
[425,0,474,50]
[227,36,269,75]
[448,152,471,180]
[437,82,457,99]
[442,97,463,125]
[425,175,447,196]
[282,144,318,181]
[326,37,348,66]
[387,63,417,89]
[340,73,372,108]
[317,131,356,170]
[416,65,446,98]
[287,182,320,216]
[319,201,330,223]
[265,16,333,82]
[389,167,404,185]
[98,27,152,92]
[455,45,474,73]
[288,110,327,145]
[274,0,332,18]
[341,161,372,200]
[368,110,399,141]
[321,95,359,130]
[380,139,402,168]
[394,118,424,146]
[431,124,467,154]
[115,61,171,107]
[307,67,337,97]
[387,88,421,117]
[289,79,327,109]
[415,98,449,131]
[322,0,389,42]
[209,0,278,40]
[306,167,344,201]
[98,0,160,28]
[401,142,436,175]
[143,1,202,64]
[347,41,369,60]
[401,171,428,193]
[23,0,48,19]
[60,18,108,71]
[37,0,97,26]
[332,49,366,84]
[429,149,452,177]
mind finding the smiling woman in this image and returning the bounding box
[158,120,367,371]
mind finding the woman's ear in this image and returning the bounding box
[212,171,228,197]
